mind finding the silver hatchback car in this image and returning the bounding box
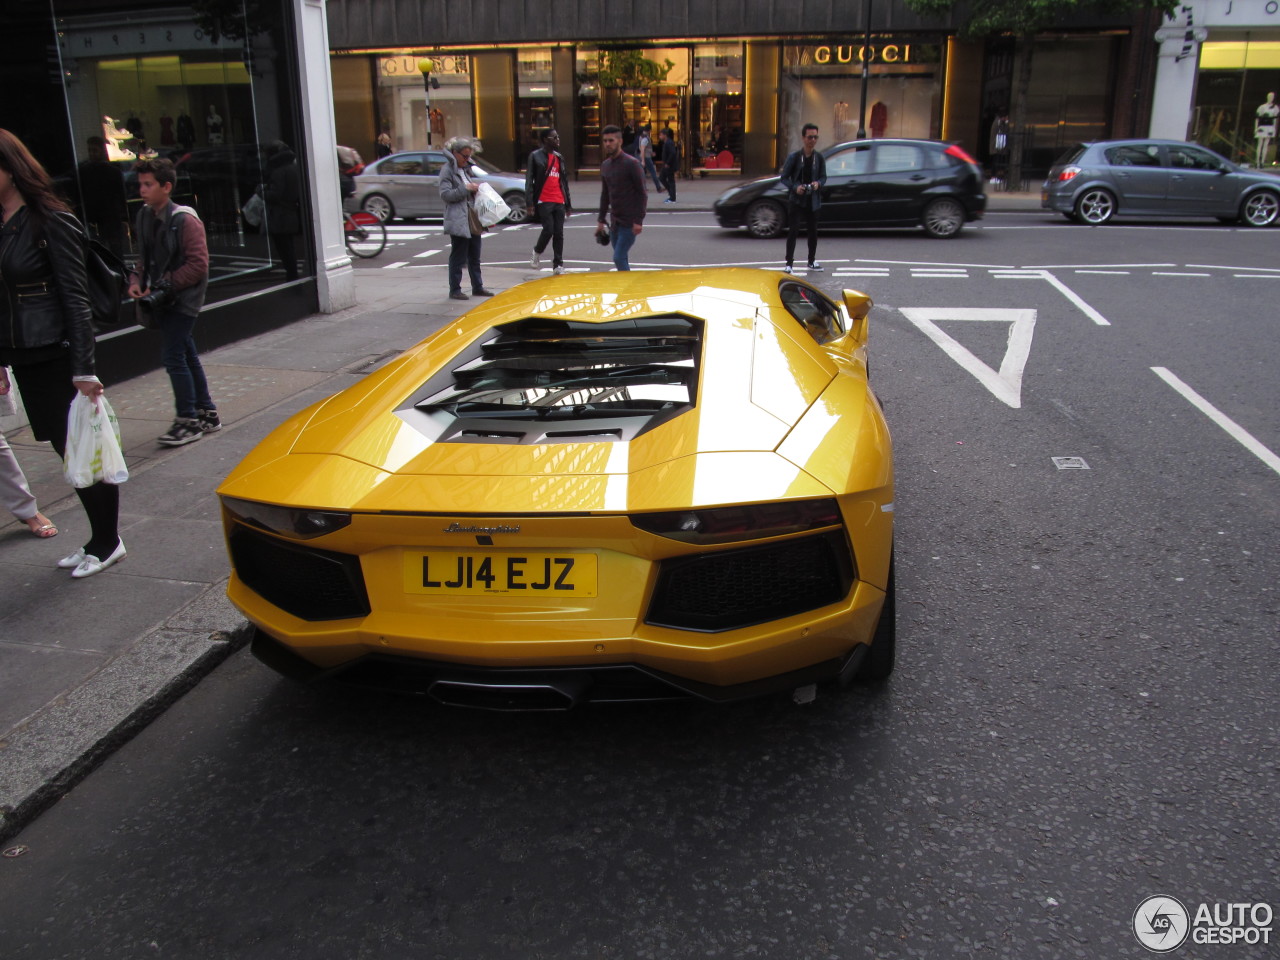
[1042,139,1280,227]
[345,150,531,224]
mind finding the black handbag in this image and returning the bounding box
[57,213,128,328]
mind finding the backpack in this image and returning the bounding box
[58,213,128,328]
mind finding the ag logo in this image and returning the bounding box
[1133,896,1190,952]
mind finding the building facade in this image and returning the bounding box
[0,0,352,382]
[326,0,1158,181]
[1151,0,1280,166]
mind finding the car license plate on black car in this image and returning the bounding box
[404,552,598,596]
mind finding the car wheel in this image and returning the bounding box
[853,555,896,684]
[1240,189,1279,227]
[922,197,965,238]
[502,192,530,224]
[745,199,785,238]
[362,193,394,222]
[1073,188,1116,225]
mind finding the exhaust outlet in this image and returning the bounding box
[428,677,588,711]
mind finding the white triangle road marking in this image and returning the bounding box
[899,307,1037,409]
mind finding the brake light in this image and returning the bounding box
[944,144,978,166]
[631,499,843,545]
[1056,166,1081,183]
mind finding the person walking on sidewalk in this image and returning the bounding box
[0,128,123,577]
[597,125,646,272]
[129,157,219,446]
[0,411,57,538]
[658,128,680,204]
[780,123,827,273]
[525,128,572,275]
[639,126,663,192]
[440,136,494,301]
[263,140,302,282]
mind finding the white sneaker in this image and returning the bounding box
[553,265,565,275]
[807,261,824,271]
[531,250,542,269]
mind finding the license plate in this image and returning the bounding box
[404,551,598,596]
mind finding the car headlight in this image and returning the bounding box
[630,498,842,545]
[221,496,351,540]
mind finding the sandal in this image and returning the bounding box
[23,514,58,539]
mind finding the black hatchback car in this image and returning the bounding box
[713,138,987,239]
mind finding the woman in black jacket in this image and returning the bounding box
[0,128,123,578]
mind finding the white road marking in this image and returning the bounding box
[1152,271,1211,277]
[381,261,410,269]
[1152,367,1280,477]
[900,307,1038,409]
[1187,263,1280,273]
[1037,271,1111,326]
[412,249,442,258]
[1074,270,1130,275]
[1233,274,1280,279]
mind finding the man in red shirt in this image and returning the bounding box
[524,129,573,275]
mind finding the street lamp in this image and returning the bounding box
[417,58,440,146]
[856,0,873,139]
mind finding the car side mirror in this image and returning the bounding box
[1219,162,1233,174]
[843,289,873,345]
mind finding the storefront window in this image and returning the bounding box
[374,54,474,154]
[1193,40,1280,166]
[515,48,555,169]
[53,1,309,300]
[781,39,943,155]
[575,46,689,168]
[692,44,744,170]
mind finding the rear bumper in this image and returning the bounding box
[250,626,868,708]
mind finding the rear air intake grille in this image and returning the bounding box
[646,531,854,632]
[229,526,370,621]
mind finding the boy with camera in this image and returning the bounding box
[129,158,218,446]
[780,123,827,274]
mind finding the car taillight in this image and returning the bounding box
[1056,166,1081,183]
[944,144,978,166]
[630,499,842,545]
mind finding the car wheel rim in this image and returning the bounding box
[364,197,391,221]
[1079,191,1113,224]
[748,203,782,238]
[504,196,528,223]
[925,200,963,236]
[1244,192,1278,226]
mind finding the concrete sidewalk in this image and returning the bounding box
[0,183,1044,844]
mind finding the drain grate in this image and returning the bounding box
[1052,456,1090,470]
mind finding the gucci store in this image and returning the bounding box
[0,0,349,382]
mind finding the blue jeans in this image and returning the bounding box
[611,226,637,271]
[643,156,662,191]
[157,308,213,419]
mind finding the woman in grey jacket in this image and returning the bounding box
[439,137,494,301]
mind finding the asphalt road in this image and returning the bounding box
[2,212,1276,959]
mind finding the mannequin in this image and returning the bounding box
[870,101,888,138]
[1256,92,1278,167]
[207,104,224,145]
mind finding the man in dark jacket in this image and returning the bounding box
[263,141,302,281]
[525,128,572,274]
[128,157,217,446]
[596,125,647,271]
[658,128,680,203]
[780,123,828,273]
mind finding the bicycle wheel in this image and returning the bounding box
[345,215,387,259]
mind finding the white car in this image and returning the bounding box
[345,150,530,223]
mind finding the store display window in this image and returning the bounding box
[1193,40,1280,166]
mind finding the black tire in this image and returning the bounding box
[345,218,387,259]
[1240,189,1279,227]
[854,556,896,684]
[361,193,395,222]
[1073,188,1116,225]
[502,192,530,224]
[922,197,965,238]
[745,199,786,238]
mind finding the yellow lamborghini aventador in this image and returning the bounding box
[218,268,894,709]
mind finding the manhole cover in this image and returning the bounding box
[1052,456,1090,470]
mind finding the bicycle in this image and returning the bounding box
[344,210,387,259]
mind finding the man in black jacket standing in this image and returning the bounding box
[597,125,646,271]
[780,123,827,273]
[525,128,572,275]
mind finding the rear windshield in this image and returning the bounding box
[1053,144,1088,166]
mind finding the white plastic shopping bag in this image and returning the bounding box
[474,182,511,227]
[63,393,129,488]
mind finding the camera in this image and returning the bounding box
[136,278,173,309]
[798,183,814,196]
[595,228,611,246]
